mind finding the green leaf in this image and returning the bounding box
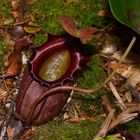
[109,0,140,34]
[23,25,41,34]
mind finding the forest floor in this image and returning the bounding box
[0,0,140,140]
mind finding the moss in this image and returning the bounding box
[73,56,107,115]
[34,119,104,140]
[0,38,10,70]
[77,56,106,88]
[0,0,12,71]
[0,0,11,16]
[0,0,12,23]
[119,118,140,133]
[79,96,104,115]
[28,0,106,35]
[33,34,48,47]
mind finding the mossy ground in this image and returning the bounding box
[34,119,104,140]
[27,0,106,47]
[0,0,12,71]
[0,0,11,19]
[0,39,10,70]
[28,0,106,35]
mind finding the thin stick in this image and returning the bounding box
[93,109,115,140]
[102,95,115,120]
[27,37,136,124]
[109,82,126,110]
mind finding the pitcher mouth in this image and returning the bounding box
[28,35,90,88]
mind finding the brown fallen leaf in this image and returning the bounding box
[19,126,36,140]
[14,36,32,51]
[6,120,23,140]
[0,88,8,99]
[70,104,97,122]
[5,51,22,77]
[4,79,15,87]
[90,105,97,111]
[4,25,32,77]
[6,26,27,41]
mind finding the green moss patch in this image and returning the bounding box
[34,119,104,140]
[28,0,106,35]
[0,0,11,16]
[77,56,106,88]
[0,38,10,70]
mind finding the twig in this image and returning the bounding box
[102,95,115,120]
[108,113,138,131]
[0,19,30,28]
[93,109,115,140]
[108,104,140,131]
[93,95,115,139]
[109,82,126,110]
[99,21,115,32]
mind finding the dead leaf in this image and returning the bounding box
[70,104,97,122]
[90,105,97,111]
[127,70,140,88]
[0,88,8,99]
[23,25,41,34]
[28,14,36,22]
[5,51,22,77]
[4,79,14,87]
[125,91,132,103]
[7,120,23,140]
[110,62,132,78]
[112,50,140,64]
[101,35,120,54]
[14,36,32,51]
[20,126,37,140]
[7,26,26,40]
